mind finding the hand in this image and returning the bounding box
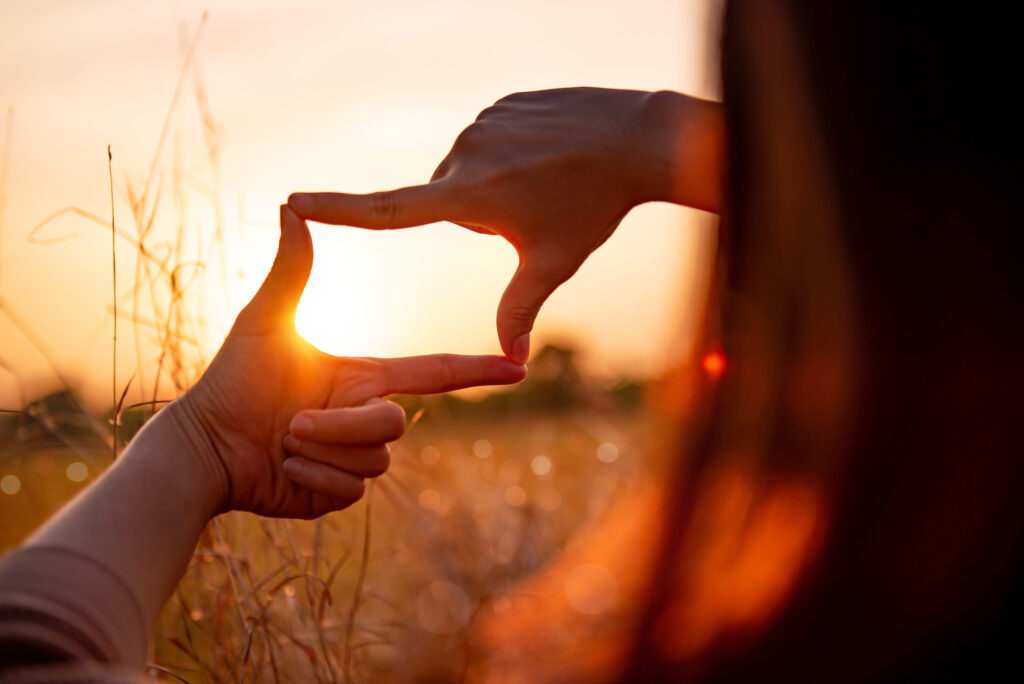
[178,206,525,519]
[288,88,722,362]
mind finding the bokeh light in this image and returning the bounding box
[530,455,552,476]
[1,475,20,495]
[65,462,88,483]
[504,486,527,507]
[419,488,442,511]
[473,439,493,459]
[420,445,441,465]
[597,442,619,463]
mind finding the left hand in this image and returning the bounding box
[178,206,525,519]
[288,88,723,363]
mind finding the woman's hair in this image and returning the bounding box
[627,1,1022,680]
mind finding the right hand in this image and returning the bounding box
[288,88,722,363]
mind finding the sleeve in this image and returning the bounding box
[0,545,149,673]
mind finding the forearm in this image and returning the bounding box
[0,398,227,667]
[637,90,724,214]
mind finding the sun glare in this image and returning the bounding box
[293,234,391,358]
[287,223,513,362]
[295,281,384,358]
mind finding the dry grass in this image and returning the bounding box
[145,408,657,683]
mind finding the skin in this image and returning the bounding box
[288,87,723,363]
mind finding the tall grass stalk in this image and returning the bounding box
[108,144,118,459]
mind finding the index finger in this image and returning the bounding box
[288,180,459,229]
[372,354,526,396]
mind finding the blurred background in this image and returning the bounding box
[1,1,720,680]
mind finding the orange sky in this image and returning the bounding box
[0,0,719,409]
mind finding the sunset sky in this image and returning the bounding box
[0,0,719,409]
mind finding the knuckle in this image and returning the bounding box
[441,357,459,390]
[474,104,502,122]
[369,191,399,222]
[430,355,459,391]
[453,123,486,149]
[495,91,528,105]
[374,359,394,398]
[506,305,540,325]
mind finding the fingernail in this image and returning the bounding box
[290,415,314,438]
[510,334,530,364]
[282,434,301,453]
[288,193,312,214]
[283,458,303,477]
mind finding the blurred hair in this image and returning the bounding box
[626,1,1023,680]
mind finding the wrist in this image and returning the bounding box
[142,395,232,516]
[632,90,684,203]
[636,90,723,213]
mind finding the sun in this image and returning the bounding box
[293,241,390,358]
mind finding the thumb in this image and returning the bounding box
[497,252,573,363]
[236,205,313,332]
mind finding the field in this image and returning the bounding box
[0,354,676,682]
